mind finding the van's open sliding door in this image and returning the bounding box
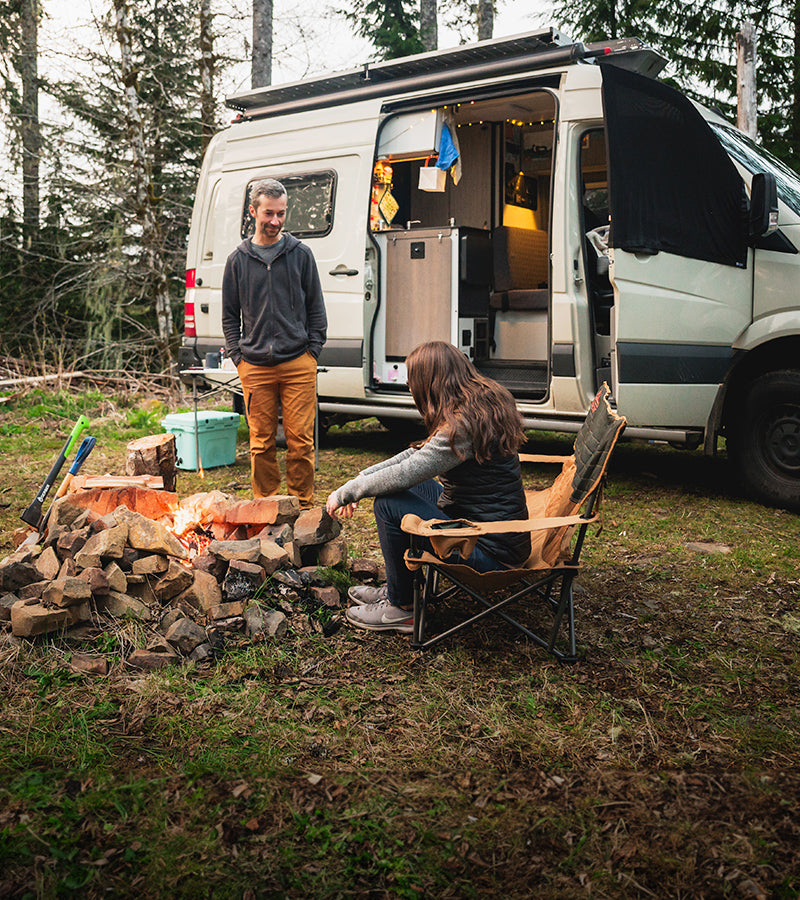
[601,64,752,430]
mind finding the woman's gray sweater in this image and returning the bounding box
[329,429,469,507]
[331,426,531,567]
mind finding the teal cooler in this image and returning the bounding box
[162,411,240,470]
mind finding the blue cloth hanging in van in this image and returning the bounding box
[436,124,459,171]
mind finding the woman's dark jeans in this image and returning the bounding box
[373,480,500,609]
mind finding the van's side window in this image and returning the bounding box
[240,171,336,239]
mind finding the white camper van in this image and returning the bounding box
[180,28,800,511]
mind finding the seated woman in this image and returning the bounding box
[326,340,531,634]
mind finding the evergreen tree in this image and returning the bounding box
[51,0,208,371]
[551,0,800,173]
[343,0,425,59]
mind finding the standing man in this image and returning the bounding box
[222,179,327,509]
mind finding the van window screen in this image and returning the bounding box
[241,171,336,238]
[601,64,747,268]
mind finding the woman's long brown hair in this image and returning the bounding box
[406,341,526,463]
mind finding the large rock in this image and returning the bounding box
[35,546,62,581]
[0,592,20,622]
[153,560,194,602]
[208,538,262,564]
[74,525,129,569]
[11,601,71,637]
[132,554,169,576]
[317,536,348,567]
[42,576,92,609]
[100,591,151,621]
[165,617,207,655]
[244,605,288,639]
[126,515,187,559]
[292,508,341,548]
[258,540,289,575]
[68,652,109,676]
[0,547,42,592]
[253,522,293,545]
[207,600,246,621]
[103,562,127,594]
[310,586,342,609]
[223,495,300,526]
[222,560,265,602]
[79,567,110,596]
[174,570,222,612]
[56,529,89,560]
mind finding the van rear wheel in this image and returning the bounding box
[728,369,800,511]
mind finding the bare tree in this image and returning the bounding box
[420,0,437,50]
[252,0,273,87]
[477,0,493,41]
[18,0,40,242]
[199,0,216,153]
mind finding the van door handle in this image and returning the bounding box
[329,265,359,276]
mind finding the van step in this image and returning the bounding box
[474,361,548,399]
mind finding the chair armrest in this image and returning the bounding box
[401,511,597,537]
[402,510,598,561]
[519,453,573,465]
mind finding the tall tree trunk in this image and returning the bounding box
[19,0,40,245]
[199,0,216,154]
[477,0,493,41]
[252,0,272,88]
[792,0,800,169]
[420,0,437,51]
[112,0,174,363]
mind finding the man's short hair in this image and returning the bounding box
[250,179,287,209]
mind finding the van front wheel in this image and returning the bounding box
[728,369,800,511]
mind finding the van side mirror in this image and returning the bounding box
[749,172,778,238]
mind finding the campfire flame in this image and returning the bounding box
[169,503,212,565]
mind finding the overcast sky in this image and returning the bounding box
[39,0,554,97]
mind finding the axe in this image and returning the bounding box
[38,436,97,535]
[21,415,89,528]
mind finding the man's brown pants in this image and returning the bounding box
[238,353,317,508]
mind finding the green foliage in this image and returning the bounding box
[343,0,426,59]
[553,0,800,173]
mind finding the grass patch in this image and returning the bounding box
[1,385,800,897]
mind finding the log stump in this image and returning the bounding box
[126,433,177,492]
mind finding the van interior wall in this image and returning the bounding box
[408,123,493,228]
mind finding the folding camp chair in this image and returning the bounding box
[401,383,626,662]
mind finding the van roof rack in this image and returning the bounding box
[226,28,666,122]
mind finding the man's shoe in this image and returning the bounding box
[345,599,413,634]
[347,584,388,605]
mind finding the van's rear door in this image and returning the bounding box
[221,98,382,399]
[601,65,752,429]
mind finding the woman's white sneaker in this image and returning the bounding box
[345,599,413,633]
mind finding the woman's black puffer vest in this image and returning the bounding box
[438,451,530,568]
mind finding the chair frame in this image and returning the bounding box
[406,485,601,663]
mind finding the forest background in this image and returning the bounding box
[0,0,798,379]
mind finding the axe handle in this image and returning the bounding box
[20,416,89,526]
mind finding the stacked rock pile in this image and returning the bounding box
[0,487,384,672]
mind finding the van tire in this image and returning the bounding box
[728,369,800,511]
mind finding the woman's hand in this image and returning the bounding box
[326,493,358,519]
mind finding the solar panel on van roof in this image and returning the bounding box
[226,28,570,114]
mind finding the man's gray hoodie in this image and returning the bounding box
[222,234,327,367]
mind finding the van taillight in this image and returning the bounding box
[185,269,196,288]
[184,298,196,337]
